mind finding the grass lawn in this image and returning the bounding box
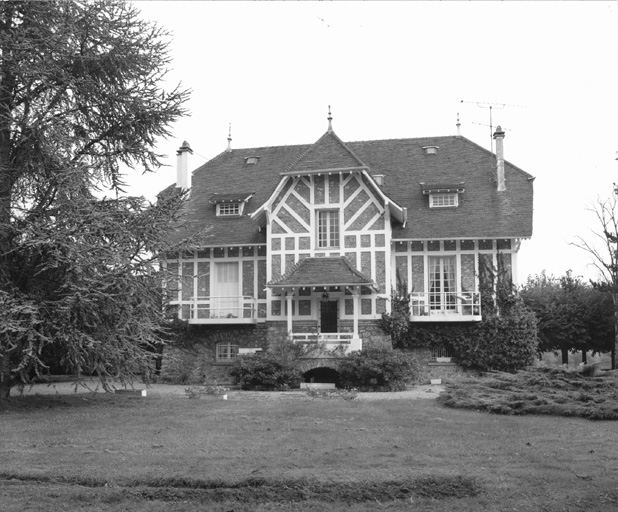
[1,391,618,511]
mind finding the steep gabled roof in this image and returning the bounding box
[161,132,533,247]
[283,130,367,175]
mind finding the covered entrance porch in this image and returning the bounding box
[268,257,378,354]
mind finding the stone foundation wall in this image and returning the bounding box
[159,324,268,384]
[356,320,392,349]
[160,319,393,384]
[405,347,473,382]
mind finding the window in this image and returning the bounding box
[430,345,452,363]
[429,256,457,311]
[216,342,238,363]
[217,203,242,216]
[429,192,458,208]
[213,262,240,318]
[317,210,340,248]
[245,156,259,165]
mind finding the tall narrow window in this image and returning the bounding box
[214,262,240,318]
[317,210,339,248]
[429,256,457,311]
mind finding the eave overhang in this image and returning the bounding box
[209,192,254,204]
[267,257,379,293]
[420,182,466,194]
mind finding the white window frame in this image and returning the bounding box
[317,210,340,249]
[212,262,240,318]
[216,342,239,363]
[429,192,458,208]
[217,202,243,217]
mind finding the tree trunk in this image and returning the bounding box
[0,349,12,408]
[610,292,618,370]
[561,346,569,365]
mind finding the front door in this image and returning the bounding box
[320,301,338,333]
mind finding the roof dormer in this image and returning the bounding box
[209,192,254,217]
[421,183,465,208]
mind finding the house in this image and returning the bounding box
[161,113,533,381]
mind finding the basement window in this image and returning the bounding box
[216,342,239,363]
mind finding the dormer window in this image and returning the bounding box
[420,183,465,209]
[209,192,254,217]
[245,156,259,165]
[217,202,242,216]
[429,192,458,208]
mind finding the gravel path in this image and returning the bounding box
[17,380,445,401]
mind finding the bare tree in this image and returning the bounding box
[572,185,618,369]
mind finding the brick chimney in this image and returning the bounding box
[176,140,193,191]
[493,127,505,191]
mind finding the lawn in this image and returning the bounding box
[1,391,618,511]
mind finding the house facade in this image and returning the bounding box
[161,115,533,380]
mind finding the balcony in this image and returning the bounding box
[410,292,482,322]
[176,296,258,324]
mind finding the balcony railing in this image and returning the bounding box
[176,296,258,324]
[291,332,361,354]
[410,292,481,322]
[291,333,355,344]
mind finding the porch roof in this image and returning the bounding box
[267,257,378,291]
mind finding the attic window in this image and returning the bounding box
[245,156,259,165]
[422,146,439,155]
[421,183,465,209]
[209,192,254,217]
[217,203,243,216]
[429,192,458,208]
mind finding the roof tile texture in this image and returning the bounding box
[162,132,533,246]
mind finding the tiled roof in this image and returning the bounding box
[284,131,367,174]
[161,131,533,247]
[268,257,377,289]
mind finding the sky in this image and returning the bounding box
[126,1,618,284]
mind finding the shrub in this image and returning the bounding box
[338,347,419,391]
[450,300,539,372]
[230,352,302,391]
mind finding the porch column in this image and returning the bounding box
[353,286,360,338]
[286,291,293,336]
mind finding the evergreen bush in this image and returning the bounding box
[230,352,302,391]
[338,347,419,391]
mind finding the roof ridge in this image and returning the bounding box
[346,135,459,145]
[283,131,367,174]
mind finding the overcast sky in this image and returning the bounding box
[127,1,618,284]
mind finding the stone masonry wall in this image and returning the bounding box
[159,324,268,384]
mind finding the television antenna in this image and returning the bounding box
[460,100,525,154]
